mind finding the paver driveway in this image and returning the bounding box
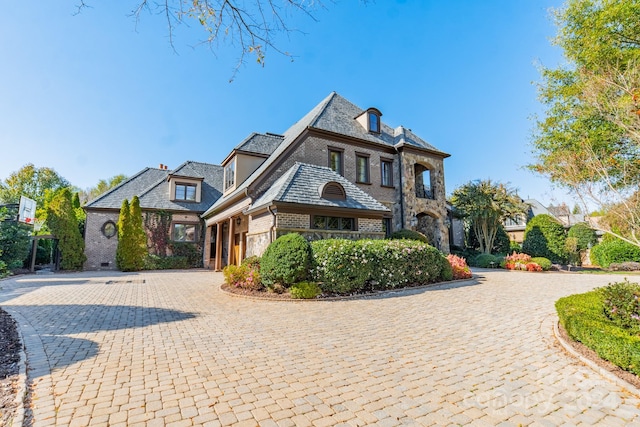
[1,269,640,426]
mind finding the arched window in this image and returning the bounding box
[414,164,434,199]
[320,182,346,200]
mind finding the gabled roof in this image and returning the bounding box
[203,91,448,218]
[247,163,390,214]
[86,161,223,212]
[235,132,284,156]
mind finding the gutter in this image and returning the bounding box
[396,145,405,229]
[267,205,277,244]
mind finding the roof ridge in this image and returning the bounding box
[85,167,158,207]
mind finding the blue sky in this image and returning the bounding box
[1,1,570,205]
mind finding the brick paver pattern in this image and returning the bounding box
[1,269,640,426]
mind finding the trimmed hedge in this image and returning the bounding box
[556,288,640,376]
[261,233,312,287]
[590,235,640,268]
[311,239,446,294]
[144,254,189,270]
[470,253,502,268]
[531,257,552,271]
[389,229,429,243]
[289,282,322,299]
[522,214,567,263]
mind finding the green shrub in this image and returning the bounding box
[389,229,429,243]
[311,239,445,294]
[509,241,522,253]
[567,223,597,251]
[0,260,7,278]
[440,256,454,281]
[522,214,567,263]
[170,242,202,267]
[0,220,31,270]
[261,233,312,288]
[470,253,501,268]
[289,281,322,299]
[556,288,640,376]
[601,280,640,333]
[241,256,261,270]
[590,234,640,268]
[143,254,189,270]
[531,257,552,271]
[47,188,86,270]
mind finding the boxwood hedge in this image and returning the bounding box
[556,288,640,376]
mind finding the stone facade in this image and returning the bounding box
[399,150,450,252]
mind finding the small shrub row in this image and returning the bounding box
[502,252,549,272]
[556,283,640,376]
[144,254,189,270]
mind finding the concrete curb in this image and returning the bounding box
[219,276,479,302]
[553,318,640,398]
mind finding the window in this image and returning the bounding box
[381,159,393,187]
[313,215,355,231]
[172,223,197,242]
[368,111,380,133]
[101,221,117,239]
[383,218,392,237]
[356,154,370,184]
[175,183,197,201]
[414,164,434,199]
[328,149,344,176]
[224,160,236,191]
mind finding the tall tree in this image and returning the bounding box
[46,188,86,270]
[451,180,526,254]
[0,164,71,206]
[530,0,640,247]
[129,196,148,270]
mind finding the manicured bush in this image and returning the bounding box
[590,234,640,268]
[531,257,552,271]
[556,288,640,376]
[222,263,262,291]
[389,229,429,243]
[470,253,501,268]
[289,281,322,299]
[502,252,543,272]
[446,254,472,279]
[241,256,261,270]
[601,280,640,333]
[311,239,445,294]
[261,233,312,287]
[522,214,567,263]
[440,256,454,281]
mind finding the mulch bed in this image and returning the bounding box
[557,322,640,390]
[0,307,20,426]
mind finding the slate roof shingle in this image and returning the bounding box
[248,163,390,213]
[86,161,223,212]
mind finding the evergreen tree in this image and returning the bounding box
[129,196,148,270]
[116,199,131,271]
[46,188,86,270]
[116,198,147,271]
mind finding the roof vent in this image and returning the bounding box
[320,182,346,201]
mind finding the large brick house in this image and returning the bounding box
[202,92,450,270]
[83,92,451,270]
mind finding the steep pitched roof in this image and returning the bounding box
[203,92,447,217]
[86,161,223,212]
[248,163,390,213]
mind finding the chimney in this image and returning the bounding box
[159,163,164,169]
[164,165,168,170]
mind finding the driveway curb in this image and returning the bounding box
[553,318,640,397]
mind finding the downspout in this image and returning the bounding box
[396,146,405,229]
[267,205,276,243]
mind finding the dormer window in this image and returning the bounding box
[224,159,236,191]
[355,107,382,134]
[175,183,197,201]
[368,111,380,133]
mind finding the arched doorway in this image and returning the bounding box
[416,212,441,249]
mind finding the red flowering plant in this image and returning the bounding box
[503,252,542,272]
[447,254,473,279]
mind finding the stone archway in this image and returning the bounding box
[416,212,441,249]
